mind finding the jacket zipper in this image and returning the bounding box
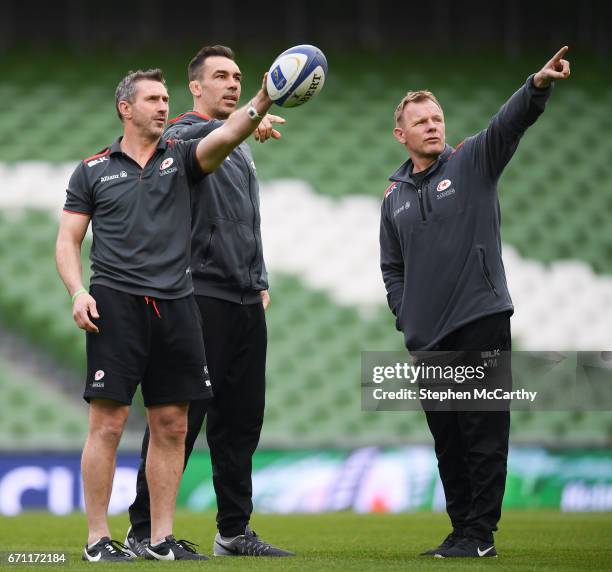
[417,188,426,221]
[479,247,499,296]
[202,225,216,262]
[236,146,259,291]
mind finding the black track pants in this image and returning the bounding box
[128,296,267,539]
[423,312,511,543]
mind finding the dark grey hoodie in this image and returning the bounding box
[165,111,268,304]
[380,75,552,350]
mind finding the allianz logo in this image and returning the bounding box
[100,171,127,183]
[393,200,411,217]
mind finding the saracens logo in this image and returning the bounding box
[160,158,174,170]
[92,370,105,388]
[436,178,456,200]
[437,179,452,192]
[159,157,178,177]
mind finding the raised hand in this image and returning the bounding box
[254,114,286,143]
[533,46,571,88]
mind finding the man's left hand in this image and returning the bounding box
[261,290,271,310]
[254,114,286,143]
[533,46,571,88]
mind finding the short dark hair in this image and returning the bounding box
[115,69,166,122]
[188,45,235,81]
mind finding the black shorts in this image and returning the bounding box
[84,285,213,407]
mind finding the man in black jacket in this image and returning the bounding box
[126,46,293,558]
[380,47,570,557]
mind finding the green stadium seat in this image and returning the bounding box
[1,56,611,448]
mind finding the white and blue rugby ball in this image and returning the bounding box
[266,44,327,108]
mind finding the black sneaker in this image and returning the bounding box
[435,536,497,558]
[124,526,150,559]
[144,535,209,561]
[82,537,134,562]
[420,531,463,556]
[213,527,294,557]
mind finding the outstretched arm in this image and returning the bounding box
[195,75,273,173]
[474,46,571,179]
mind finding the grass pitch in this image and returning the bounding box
[1,511,610,571]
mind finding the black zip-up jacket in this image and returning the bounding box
[380,75,552,350]
[165,112,268,304]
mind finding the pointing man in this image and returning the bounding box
[125,46,293,558]
[380,47,570,557]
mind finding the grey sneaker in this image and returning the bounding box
[145,535,209,561]
[124,527,149,559]
[213,527,294,557]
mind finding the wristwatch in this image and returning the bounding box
[247,101,263,120]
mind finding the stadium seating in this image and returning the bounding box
[0,356,87,449]
[1,52,611,448]
[0,210,86,372]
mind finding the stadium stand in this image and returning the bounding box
[0,355,87,449]
[1,52,611,448]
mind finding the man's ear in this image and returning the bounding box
[189,80,201,98]
[393,126,406,145]
[118,100,131,121]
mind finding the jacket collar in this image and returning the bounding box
[108,135,167,156]
[168,110,212,125]
[389,144,453,184]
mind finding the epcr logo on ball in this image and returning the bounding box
[271,66,287,90]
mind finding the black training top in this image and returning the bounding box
[64,136,204,299]
[165,112,268,305]
[380,75,552,350]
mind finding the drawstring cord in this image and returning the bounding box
[144,296,162,319]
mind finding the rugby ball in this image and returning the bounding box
[266,44,327,108]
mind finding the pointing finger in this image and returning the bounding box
[266,114,286,124]
[550,45,569,64]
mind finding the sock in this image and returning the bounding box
[220,527,249,542]
[87,538,102,550]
